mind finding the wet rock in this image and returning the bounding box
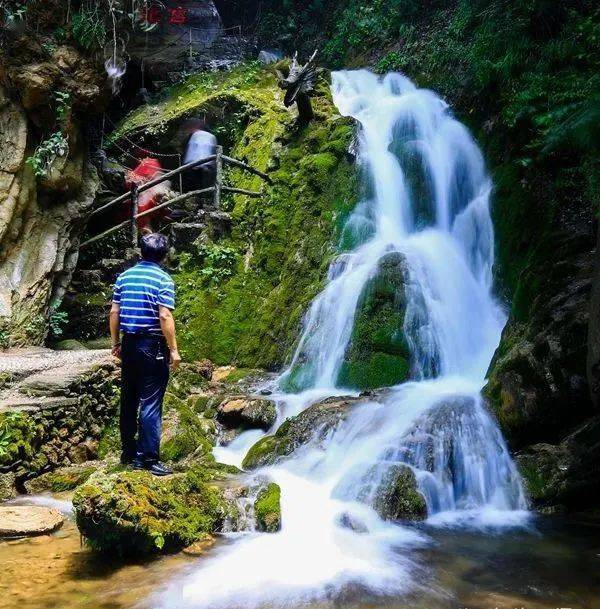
[0,505,64,537]
[217,397,276,431]
[242,395,369,469]
[253,482,281,533]
[182,533,216,556]
[73,467,233,555]
[54,340,88,351]
[515,415,600,512]
[170,222,206,251]
[192,359,215,380]
[337,511,369,533]
[364,464,427,521]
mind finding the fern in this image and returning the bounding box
[71,6,107,50]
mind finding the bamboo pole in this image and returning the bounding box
[222,155,272,183]
[213,145,223,209]
[130,185,139,247]
[222,186,261,197]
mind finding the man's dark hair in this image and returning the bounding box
[140,233,169,263]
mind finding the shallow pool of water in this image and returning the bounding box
[1,497,598,609]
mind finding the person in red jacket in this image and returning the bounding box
[125,158,173,234]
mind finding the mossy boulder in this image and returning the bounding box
[217,397,277,431]
[24,464,97,494]
[254,482,282,532]
[364,464,427,521]
[73,467,232,555]
[337,252,411,390]
[242,395,368,469]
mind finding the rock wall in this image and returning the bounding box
[0,350,119,493]
[0,32,106,347]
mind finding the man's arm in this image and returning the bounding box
[109,303,121,358]
[159,305,181,370]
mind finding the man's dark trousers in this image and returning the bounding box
[120,334,169,464]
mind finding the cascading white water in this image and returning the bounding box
[156,70,528,609]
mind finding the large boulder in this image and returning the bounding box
[217,396,277,431]
[253,482,282,532]
[73,467,233,555]
[242,395,369,469]
[337,252,411,390]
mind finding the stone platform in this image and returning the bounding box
[0,348,119,493]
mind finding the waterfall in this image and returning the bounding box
[156,70,528,609]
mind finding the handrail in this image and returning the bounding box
[80,146,271,249]
[88,155,217,218]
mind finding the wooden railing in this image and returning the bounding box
[80,146,270,248]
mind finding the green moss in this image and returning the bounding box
[242,435,280,470]
[161,404,214,463]
[337,353,410,391]
[73,466,230,555]
[97,422,120,459]
[27,466,96,493]
[254,482,282,532]
[0,411,37,467]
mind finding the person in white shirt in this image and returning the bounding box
[182,119,217,193]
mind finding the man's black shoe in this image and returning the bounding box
[145,461,173,476]
[132,458,146,470]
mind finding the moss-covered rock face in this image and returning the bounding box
[484,236,594,450]
[254,482,282,532]
[242,395,369,469]
[112,64,357,370]
[73,467,232,555]
[337,252,411,390]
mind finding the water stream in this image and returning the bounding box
[155,70,529,607]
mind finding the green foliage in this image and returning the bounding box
[26,131,69,177]
[194,243,239,285]
[48,308,69,338]
[71,5,107,50]
[2,1,26,24]
[114,66,357,368]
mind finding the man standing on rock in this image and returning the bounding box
[109,233,182,476]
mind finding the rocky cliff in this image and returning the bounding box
[0,22,107,346]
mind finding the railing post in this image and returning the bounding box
[131,184,139,247]
[213,145,223,209]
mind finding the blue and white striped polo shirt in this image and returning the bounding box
[112,261,175,335]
